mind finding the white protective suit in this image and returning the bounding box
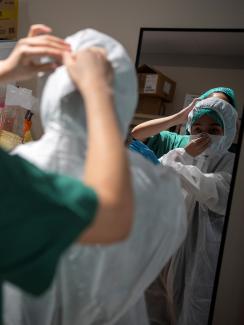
[159,97,238,325]
[3,29,187,325]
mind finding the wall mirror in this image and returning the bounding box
[134,28,244,324]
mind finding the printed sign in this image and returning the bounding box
[0,0,18,40]
[144,74,158,93]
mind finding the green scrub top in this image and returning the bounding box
[146,131,190,158]
[0,149,98,323]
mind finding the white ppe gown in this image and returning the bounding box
[3,29,187,325]
[159,97,237,325]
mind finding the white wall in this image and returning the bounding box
[18,0,244,61]
[16,0,244,137]
[154,65,244,116]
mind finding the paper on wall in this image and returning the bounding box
[5,84,32,110]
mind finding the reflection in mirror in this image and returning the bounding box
[132,28,244,325]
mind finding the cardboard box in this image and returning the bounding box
[0,0,18,40]
[136,96,166,115]
[137,64,176,102]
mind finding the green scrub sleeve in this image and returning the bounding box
[0,149,98,295]
[146,131,189,158]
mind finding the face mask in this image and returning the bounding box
[189,134,226,157]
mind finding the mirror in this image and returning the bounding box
[134,28,244,324]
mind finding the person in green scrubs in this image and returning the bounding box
[0,25,133,323]
[131,87,236,158]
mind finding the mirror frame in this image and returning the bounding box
[135,27,244,325]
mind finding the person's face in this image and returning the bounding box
[191,115,224,135]
[209,92,230,103]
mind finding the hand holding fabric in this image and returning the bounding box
[0,24,71,83]
[185,133,211,157]
[63,47,113,96]
[178,97,200,124]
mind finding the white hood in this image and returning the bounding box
[187,97,237,154]
[41,28,138,140]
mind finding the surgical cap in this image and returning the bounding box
[191,108,224,129]
[199,87,237,109]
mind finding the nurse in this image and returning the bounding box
[0,24,133,323]
[5,28,187,325]
[157,97,237,325]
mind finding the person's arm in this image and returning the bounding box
[63,48,133,244]
[0,24,70,84]
[131,98,199,141]
[0,24,133,244]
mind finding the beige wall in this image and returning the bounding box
[16,0,244,137]
[18,0,244,61]
[154,65,244,116]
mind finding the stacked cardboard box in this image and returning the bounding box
[136,64,176,116]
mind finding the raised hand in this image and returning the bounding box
[0,24,71,83]
[178,97,201,124]
[185,133,211,157]
[63,47,113,95]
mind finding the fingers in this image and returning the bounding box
[193,135,211,151]
[186,133,212,157]
[63,47,113,93]
[74,47,108,64]
[27,24,52,37]
[31,62,58,74]
[192,135,210,145]
[63,51,73,65]
[186,98,200,111]
[89,47,107,56]
[198,137,211,149]
[192,97,200,104]
[20,46,69,65]
[21,34,71,52]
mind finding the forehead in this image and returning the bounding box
[210,92,229,101]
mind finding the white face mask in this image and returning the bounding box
[189,134,226,157]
